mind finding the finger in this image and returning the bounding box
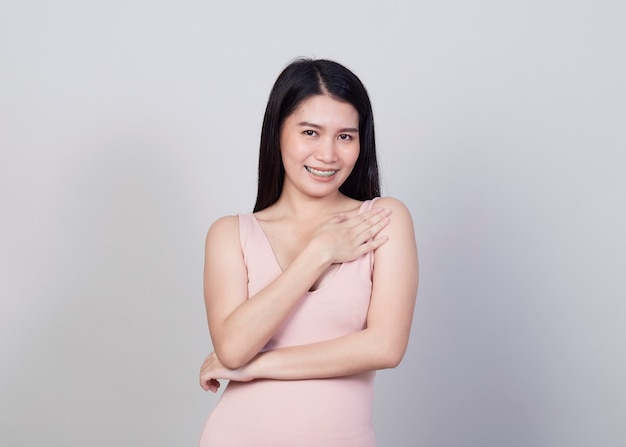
[200,377,209,391]
[326,213,347,224]
[357,207,392,221]
[200,370,211,390]
[352,214,391,244]
[347,208,391,231]
[356,235,390,256]
[368,213,392,235]
[201,376,221,392]
[208,379,220,393]
[200,369,213,388]
[365,208,392,226]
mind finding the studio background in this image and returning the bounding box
[1,1,624,446]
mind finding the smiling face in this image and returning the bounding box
[279,94,360,200]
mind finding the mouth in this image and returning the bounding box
[305,166,338,178]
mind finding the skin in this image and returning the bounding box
[200,94,419,393]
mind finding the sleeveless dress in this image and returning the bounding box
[198,199,379,447]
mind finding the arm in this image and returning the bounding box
[204,208,392,370]
[201,198,418,387]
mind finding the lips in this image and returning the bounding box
[305,166,338,177]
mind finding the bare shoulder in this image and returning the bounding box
[372,196,418,288]
[205,215,240,246]
[375,197,414,228]
[204,215,246,284]
[373,196,417,262]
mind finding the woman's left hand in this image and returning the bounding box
[199,352,254,392]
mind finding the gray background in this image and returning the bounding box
[1,1,624,446]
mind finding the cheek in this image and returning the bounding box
[347,144,360,165]
[279,135,295,161]
[280,129,304,151]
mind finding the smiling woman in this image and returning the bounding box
[197,59,419,447]
[280,95,360,195]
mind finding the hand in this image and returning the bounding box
[199,352,253,393]
[310,207,391,265]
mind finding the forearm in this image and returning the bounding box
[211,247,331,368]
[206,207,395,370]
[244,328,405,380]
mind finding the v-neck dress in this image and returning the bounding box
[198,199,379,447]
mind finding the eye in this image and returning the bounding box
[338,134,353,141]
[303,130,317,137]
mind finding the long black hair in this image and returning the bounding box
[253,58,380,212]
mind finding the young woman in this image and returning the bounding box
[198,58,418,446]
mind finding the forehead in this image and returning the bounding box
[288,94,359,126]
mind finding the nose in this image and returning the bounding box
[315,138,337,163]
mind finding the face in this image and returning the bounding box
[279,94,360,199]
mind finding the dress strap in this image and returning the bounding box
[358,197,381,214]
[357,198,381,271]
[237,213,260,265]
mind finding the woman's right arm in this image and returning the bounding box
[203,210,390,370]
[204,215,329,369]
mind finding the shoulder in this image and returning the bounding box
[373,197,416,250]
[205,215,240,246]
[374,197,413,224]
[372,197,418,280]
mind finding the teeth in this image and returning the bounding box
[306,166,337,177]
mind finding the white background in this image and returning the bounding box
[1,1,624,446]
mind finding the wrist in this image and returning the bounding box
[300,240,333,270]
[244,352,267,380]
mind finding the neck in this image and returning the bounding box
[273,189,353,221]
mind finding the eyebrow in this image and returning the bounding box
[297,121,359,133]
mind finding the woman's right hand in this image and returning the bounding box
[199,352,254,393]
[310,207,392,265]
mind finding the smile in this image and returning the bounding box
[305,166,337,178]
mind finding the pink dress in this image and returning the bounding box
[198,199,379,447]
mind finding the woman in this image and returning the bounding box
[198,58,418,446]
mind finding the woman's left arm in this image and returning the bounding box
[200,197,418,388]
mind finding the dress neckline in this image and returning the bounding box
[248,200,371,294]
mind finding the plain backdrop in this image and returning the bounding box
[1,1,624,446]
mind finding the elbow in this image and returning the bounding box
[377,341,407,369]
[220,356,247,371]
[213,344,251,370]
[380,351,404,369]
